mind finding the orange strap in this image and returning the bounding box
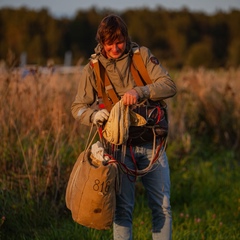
[131,48,152,85]
[102,67,119,105]
[130,63,144,87]
[92,59,117,112]
[92,47,152,110]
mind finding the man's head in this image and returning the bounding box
[96,14,130,59]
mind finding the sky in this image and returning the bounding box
[0,0,240,18]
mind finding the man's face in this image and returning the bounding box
[103,36,126,59]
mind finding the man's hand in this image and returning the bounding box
[122,89,139,105]
[92,109,110,125]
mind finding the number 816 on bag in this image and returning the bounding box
[93,179,111,195]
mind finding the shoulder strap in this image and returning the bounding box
[92,48,152,111]
[91,59,119,112]
[131,48,152,85]
[130,63,144,87]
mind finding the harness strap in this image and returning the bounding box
[91,48,167,177]
[104,136,167,177]
[92,47,153,111]
[130,62,144,87]
[131,48,152,85]
[102,68,119,105]
[91,59,118,112]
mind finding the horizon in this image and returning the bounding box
[0,0,240,18]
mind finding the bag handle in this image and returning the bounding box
[84,123,98,151]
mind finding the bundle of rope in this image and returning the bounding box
[102,99,146,145]
[101,99,167,177]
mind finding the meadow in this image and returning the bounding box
[0,65,239,239]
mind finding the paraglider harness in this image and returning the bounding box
[91,47,168,177]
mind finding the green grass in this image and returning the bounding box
[1,66,240,239]
[169,141,240,240]
[1,140,239,240]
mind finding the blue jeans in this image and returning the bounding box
[113,143,172,240]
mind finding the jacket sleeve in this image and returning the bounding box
[71,64,98,126]
[134,46,177,101]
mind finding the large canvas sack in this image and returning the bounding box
[65,149,118,230]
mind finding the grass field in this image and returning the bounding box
[0,67,239,239]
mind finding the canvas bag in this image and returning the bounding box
[65,148,118,230]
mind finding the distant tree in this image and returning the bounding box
[185,41,214,68]
[0,7,239,68]
[69,8,108,62]
[165,10,192,67]
[228,40,240,67]
[123,9,172,65]
[226,10,240,67]
[0,7,64,65]
[227,10,240,42]
[210,12,230,67]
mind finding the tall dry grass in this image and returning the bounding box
[0,66,87,204]
[168,67,240,152]
[0,65,239,203]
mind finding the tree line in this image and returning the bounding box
[0,6,240,69]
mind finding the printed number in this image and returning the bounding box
[93,179,110,195]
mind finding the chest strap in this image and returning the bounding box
[92,48,151,111]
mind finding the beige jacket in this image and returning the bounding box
[71,42,177,126]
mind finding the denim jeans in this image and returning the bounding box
[113,143,172,240]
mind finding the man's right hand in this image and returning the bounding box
[92,109,110,125]
[122,89,139,106]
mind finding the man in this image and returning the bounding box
[71,14,176,240]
